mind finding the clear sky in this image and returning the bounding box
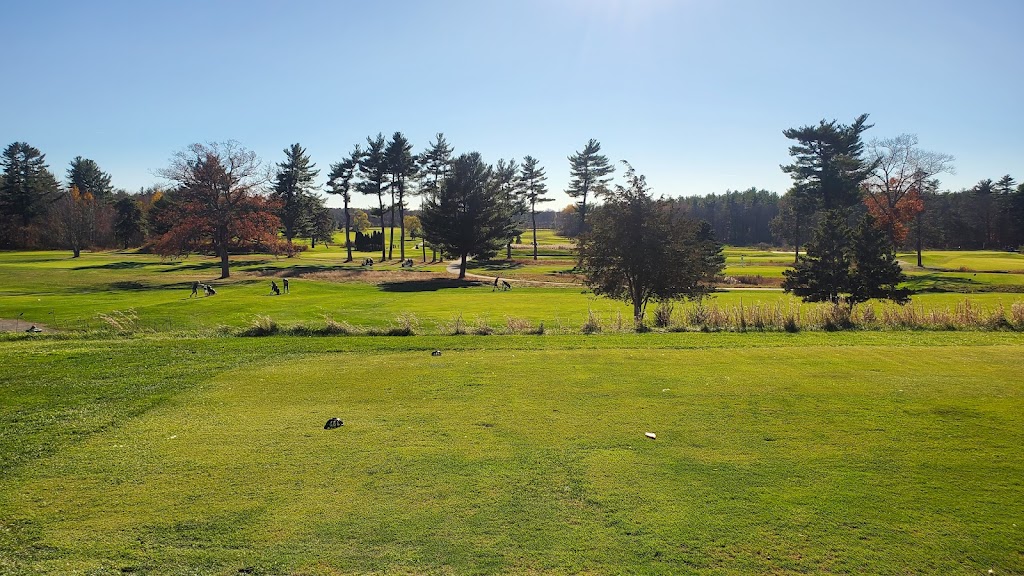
[4,0,1022,209]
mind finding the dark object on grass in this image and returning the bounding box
[324,417,343,429]
[26,325,42,333]
[282,278,289,293]
[431,350,442,356]
[271,280,280,295]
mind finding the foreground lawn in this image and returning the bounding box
[1,333,1022,574]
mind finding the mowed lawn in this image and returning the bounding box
[1,334,1022,574]
[3,250,1024,334]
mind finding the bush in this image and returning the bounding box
[581,310,602,334]
[240,315,278,336]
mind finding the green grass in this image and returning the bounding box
[1,333,1022,574]
[901,250,1024,272]
[3,249,1024,334]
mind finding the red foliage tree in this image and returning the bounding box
[156,141,282,278]
[862,179,924,245]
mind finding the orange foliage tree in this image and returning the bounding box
[862,179,924,245]
[156,141,282,278]
[862,135,954,256]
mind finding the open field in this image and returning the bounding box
[2,246,1024,574]
[1,333,1022,574]
[3,249,1024,334]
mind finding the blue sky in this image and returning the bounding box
[5,0,1022,209]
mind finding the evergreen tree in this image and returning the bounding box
[849,214,909,305]
[783,211,909,307]
[420,153,515,279]
[519,155,552,260]
[417,133,453,262]
[781,114,877,212]
[0,142,61,245]
[67,156,114,202]
[113,196,145,248]
[385,132,417,261]
[271,143,320,243]
[782,210,852,305]
[357,133,389,261]
[971,178,995,248]
[566,139,614,232]
[326,145,362,262]
[492,158,523,259]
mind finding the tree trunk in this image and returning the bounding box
[422,241,426,263]
[399,193,406,261]
[532,206,538,260]
[916,212,923,267]
[388,195,395,261]
[633,300,643,325]
[219,249,230,279]
[459,253,467,279]
[344,201,352,262]
[507,241,512,260]
[378,196,387,262]
[72,246,81,258]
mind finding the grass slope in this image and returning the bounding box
[2,333,1022,574]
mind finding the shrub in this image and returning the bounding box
[653,301,675,328]
[581,310,602,334]
[442,313,467,335]
[240,315,278,336]
[472,317,495,335]
[96,309,141,335]
[505,316,532,335]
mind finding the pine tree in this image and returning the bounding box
[849,214,909,305]
[519,155,552,260]
[385,132,417,261]
[357,134,389,261]
[420,153,515,279]
[113,196,145,248]
[0,142,61,245]
[417,133,453,261]
[782,210,853,305]
[566,139,614,232]
[781,114,876,212]
[492,158,523,259]
[67,157,114,202]
[326,145,362,262]
[271,143,320,243]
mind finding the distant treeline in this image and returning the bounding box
[553,183,1024,251]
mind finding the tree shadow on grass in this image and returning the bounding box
[378,278,483,292]
[468,260,524,272]
[905,273,987,293]
[73,261,152,270]
[163,259,272,272]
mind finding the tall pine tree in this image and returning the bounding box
[566,139,614,232]
[271,143,319,243]
[0,142,61,246]
[326,145,362,262]
[67,156,114,202]
[385,132,417,261]
[420,153,515,279]
[519,155,551,260]
[357,134,389,261]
